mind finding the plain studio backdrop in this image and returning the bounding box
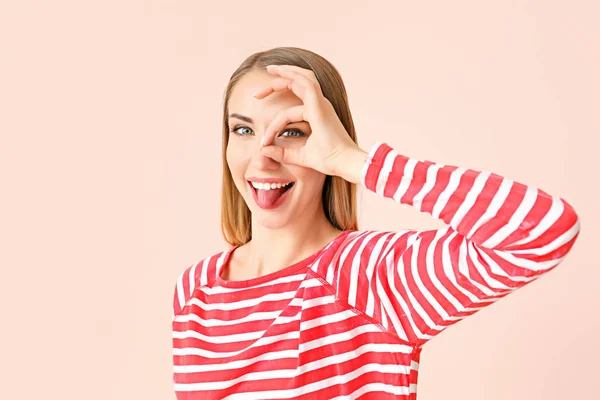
[0,1,597,399]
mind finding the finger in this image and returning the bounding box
[265,66,318,102]
[261,104,304,148]
[261,144,306,167]
[253,77,303,99]
[268,65,319,86]
[253,77,293,99]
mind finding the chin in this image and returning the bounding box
[249,202,294,228]
[253,217,291,230]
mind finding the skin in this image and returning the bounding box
[224,66,367,280]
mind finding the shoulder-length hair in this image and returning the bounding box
[221,47,360,246]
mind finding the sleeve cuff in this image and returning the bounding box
[360,141,394,190]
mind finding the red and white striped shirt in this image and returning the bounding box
[172,141,581,399]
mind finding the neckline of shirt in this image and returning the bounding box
[214,229,354,289]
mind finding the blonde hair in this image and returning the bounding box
[221,47,360,246]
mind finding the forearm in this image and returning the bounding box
[356,141,580,256]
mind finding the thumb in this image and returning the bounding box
[261,145,302,166]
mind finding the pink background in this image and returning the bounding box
[1,1,598,399]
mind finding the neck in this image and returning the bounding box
[246,203,342,277]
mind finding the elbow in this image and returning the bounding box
[550,197,581,263]
[562,197,581,241]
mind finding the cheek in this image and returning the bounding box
[292,167,326,194]
[226,142,248,180]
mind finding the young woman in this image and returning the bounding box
[172,47,581,399]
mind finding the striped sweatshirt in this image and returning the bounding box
[172,141,581,399]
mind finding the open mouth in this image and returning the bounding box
[247,181,295,209]
[247,181,294,195]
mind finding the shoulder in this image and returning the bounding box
[172,247,230,318]
[337,229,416,257]
[330,229,418,284]
[311,230,408,283]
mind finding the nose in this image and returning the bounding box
[251,133,280,171]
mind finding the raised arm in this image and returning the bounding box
[332,141,581,347]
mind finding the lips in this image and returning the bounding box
[247,181,294,195]
[247,180,295,210]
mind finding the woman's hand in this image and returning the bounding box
[255,65,366,181]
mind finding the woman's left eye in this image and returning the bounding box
[280,129,305,137]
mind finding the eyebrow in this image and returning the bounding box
[229,113,254,124]
[228,113,309,126]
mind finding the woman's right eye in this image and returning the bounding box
[230,126,254,136]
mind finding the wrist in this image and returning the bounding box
[333,146,369,184]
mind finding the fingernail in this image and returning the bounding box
[260,136,265,147]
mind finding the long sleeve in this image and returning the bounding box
[334,141,581,347]
[173,263,198,319]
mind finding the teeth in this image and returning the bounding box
[250,181,293,190]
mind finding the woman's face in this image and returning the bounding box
[226,69,327,229]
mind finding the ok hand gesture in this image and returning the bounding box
[256,65,364,179]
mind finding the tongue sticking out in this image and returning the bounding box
[256,185,291,209]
